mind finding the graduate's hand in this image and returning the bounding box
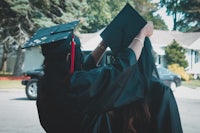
[140,21,154,37]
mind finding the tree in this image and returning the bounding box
[81,0,112,32]
[160,0,181,31]
[0,37,14,73]
[160,0,200,32]
[0,0,36,75]
[164,40,188,68]
[81,0,168,32]
[132,0,168,30]
[178,0,200,32]
[0,0,168,75]
[145,11,168,30]
[0,0,87,75]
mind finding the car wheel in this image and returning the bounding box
[25,79,38,100]
[170,82,176,91]
[193,74,198,80]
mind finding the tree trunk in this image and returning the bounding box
[0,51,8,73]
[173,12,177,31]
[13,46,25,76]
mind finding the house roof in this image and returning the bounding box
[150,30,200,49]
[149,30,176,47]
[189,38,200,50]
[79,29,200,51]
[171,31,200,49]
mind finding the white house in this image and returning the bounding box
[150,30,200,70]
[22,46,44,72]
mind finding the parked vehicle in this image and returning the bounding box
[157,66,182,91]
[22,51,181,100]
[21,68,44,100]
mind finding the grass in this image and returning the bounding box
[0,80,24,89]
[0,79,200,90]
[182,80,200,89]
[0,71,13,76]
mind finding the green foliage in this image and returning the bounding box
[145,12,168,30]
[133,0,168,30]
[160,0,200,32]
[164,40,188,68]
[6,0,30,14]
[1,0,169,36]
[81,0,112,32]
[32,18,56,27]
[0,0,172,74]
[168,64,190,81]
[81,0,168,32]
[177,0,200,32]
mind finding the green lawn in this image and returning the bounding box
[182,80,200,89]
[0,80,24,89]
[0,79,200,90]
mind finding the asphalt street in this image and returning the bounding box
[173,86,200,133]
[0,86,200,133]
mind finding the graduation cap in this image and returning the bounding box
[100,3,147,54]
[22,20,80,75]
[22,20,80,49]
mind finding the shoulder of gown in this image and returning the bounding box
[149,77,183,133]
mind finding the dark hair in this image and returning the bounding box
[123,37,159,133]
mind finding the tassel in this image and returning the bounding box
[70,34,75,75]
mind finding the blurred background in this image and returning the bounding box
[0,0,199,80]
[0,0,200,133]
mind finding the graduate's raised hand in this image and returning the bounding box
[128,22,154,60]
[140,21,154,37]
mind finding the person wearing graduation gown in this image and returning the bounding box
[36,3,182,133]
[36,21,182,133]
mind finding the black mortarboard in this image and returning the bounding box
[100,3,147,54]
[22,20,80,48]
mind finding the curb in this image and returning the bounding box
[0,76,30,80]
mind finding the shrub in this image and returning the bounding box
[164,40,188,69]
[168,64,190,81]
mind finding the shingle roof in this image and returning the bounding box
[189,38,200,50]
[150,30,200,49]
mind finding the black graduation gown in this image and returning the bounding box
[148,77,183,133]
[37,48,182,133]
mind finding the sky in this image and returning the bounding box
[152,0,174,30]
[156,7,174,30]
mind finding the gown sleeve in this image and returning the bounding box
[82,53,97,70]
[69,48,145,114]
[68,48,146,132]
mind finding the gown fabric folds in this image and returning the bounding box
[37,48,183,133]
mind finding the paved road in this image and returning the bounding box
[0,86,200,133]
[0,89,45,133]
[173,86,200,133]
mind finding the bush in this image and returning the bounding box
[0,71,13,76]
[168,64,190,81]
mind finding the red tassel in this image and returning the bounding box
[69,34,75,75]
